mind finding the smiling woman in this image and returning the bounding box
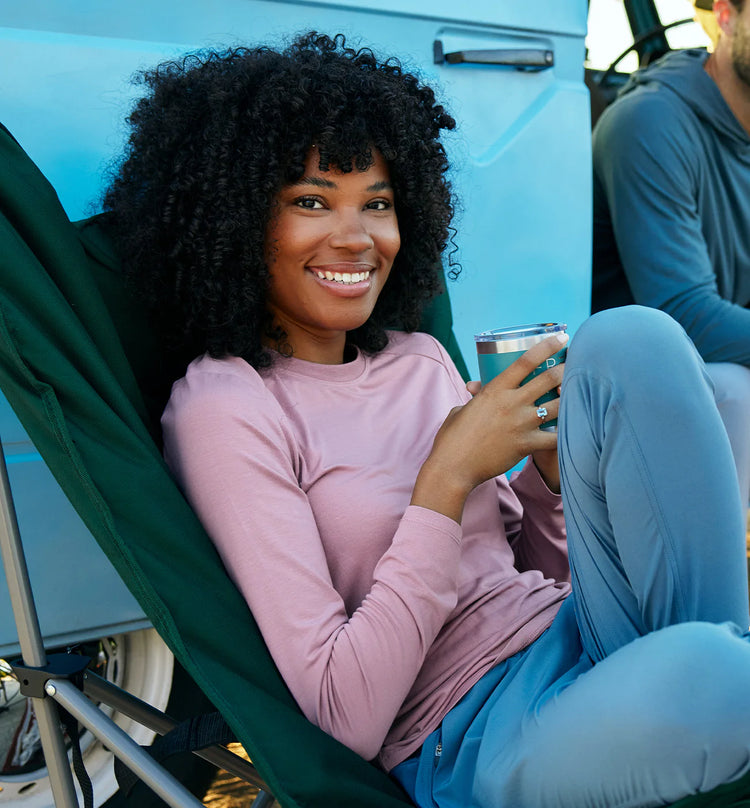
[264,149,400,364]
[102,33,456,372]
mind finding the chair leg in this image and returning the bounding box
[253,791,276,808]
[48,679,205,808]
[83,670,271,791]
[0,442,80,807]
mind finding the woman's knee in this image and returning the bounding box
[633,622,750,737]
[570,306,686,364]
[565,306,705,393]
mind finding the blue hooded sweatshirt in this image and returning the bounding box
[592,49,750,365]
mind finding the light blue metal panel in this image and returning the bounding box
[0,402,149,658]
[0,0,591,648]
[293,0,589,37]
[0,28,195,220]
[3,0,588,40]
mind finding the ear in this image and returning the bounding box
[713,0,736,37]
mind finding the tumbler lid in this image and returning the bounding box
[474,322,566,342]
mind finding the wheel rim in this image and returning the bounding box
[0,629,174,806]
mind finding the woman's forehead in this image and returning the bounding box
[290,147,392,186]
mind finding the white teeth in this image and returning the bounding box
[315,269,372,284]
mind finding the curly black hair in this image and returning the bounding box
[102,31,458,368]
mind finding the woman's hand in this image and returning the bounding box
[468,383,562,494]
[411,333,567,521]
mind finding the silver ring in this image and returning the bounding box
[536,406,548,421]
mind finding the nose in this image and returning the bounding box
[328,209,375,252]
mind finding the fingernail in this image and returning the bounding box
[556,333,569,346]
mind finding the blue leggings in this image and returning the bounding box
[393,306,750,808]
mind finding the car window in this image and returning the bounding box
[586,0,638,72]
[587,0,710,74]
[655,0,712,49]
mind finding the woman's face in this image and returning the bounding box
[264,148,400,363]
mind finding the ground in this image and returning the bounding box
[204,743,263,807]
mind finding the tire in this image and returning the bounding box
[0,629,216,807]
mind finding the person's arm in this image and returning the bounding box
[162,362,463,762]
[594,94,750,365]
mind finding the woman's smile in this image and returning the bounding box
[309,262,375,293]
[264,148,400,364]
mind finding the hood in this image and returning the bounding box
[619,48,747,144]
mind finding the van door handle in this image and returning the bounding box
[433,40,554,70]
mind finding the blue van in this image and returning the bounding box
[0,0,596,804]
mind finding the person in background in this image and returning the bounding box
[592,0,750,503]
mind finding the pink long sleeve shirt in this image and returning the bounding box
[162,331,570,771]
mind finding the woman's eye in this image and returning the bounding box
[367,199,392,211]
[295,196,324,210]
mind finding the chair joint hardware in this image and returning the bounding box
[9,653,91,698]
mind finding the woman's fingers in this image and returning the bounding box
[486,332,568,391]
[532,395,560,424]
[480,333,567,406]
[529,428,558,452]
[522,363,565,402]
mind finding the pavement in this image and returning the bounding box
[203,743,263,807]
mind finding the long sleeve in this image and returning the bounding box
[162,359,463,761]
[593,92,750,365]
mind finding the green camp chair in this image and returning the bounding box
[0,123,749,808]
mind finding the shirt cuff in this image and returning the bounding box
[510,458,563,504]
[400,504,463,546]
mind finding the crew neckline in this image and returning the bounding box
[265,345,368,383]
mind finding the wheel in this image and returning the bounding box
[0,629,216,807]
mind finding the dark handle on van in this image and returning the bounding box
[433,40,554,70]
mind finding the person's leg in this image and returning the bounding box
[557,306,749,662]
[474,316,750,807]
[705,361,750,506]
[473,619,750,808]
[406,308,750,808]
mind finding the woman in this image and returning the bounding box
[103,31,750,808]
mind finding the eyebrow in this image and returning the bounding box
[292,176,393,192]
[296,176,337,189]
[367,180,392,192]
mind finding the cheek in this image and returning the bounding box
[379,222,401,262]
